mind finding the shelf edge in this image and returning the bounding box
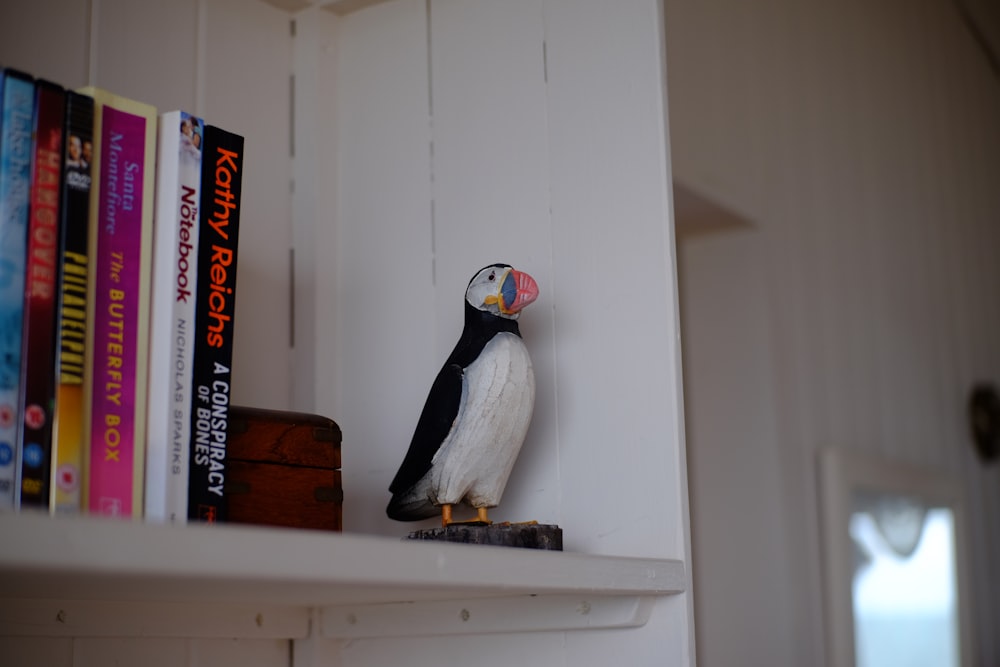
[320,594,658,638]
[0,598,310,639]
[0,514,687,608]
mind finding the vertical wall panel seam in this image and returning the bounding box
[195,0,208,116]
[87,0,98,85]
[539,0,563,529]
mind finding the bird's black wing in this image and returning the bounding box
[388,362,464,494]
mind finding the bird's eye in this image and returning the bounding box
[488,272,495,281]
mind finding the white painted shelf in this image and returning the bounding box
[0,0,693,660]
[0,514,684,639]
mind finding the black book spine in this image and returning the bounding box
[49,91,94,512]
[188,125,243,522]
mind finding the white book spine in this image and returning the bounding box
[145,111,203,522]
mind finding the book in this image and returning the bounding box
[78,86,156,518]
[0,69,36,510]
[15,79,66,510]
[188,125,244,523]
[145,111,204,523]
[49,90,94,513]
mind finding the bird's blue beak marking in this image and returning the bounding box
[501,271,517,310]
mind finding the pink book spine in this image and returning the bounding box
[87,106,148,517]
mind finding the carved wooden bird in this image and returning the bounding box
[387,263,539,526]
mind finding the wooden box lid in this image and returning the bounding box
[228,405,341,470]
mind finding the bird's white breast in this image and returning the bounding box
[430,332,535,508]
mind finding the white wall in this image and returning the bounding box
[1,1,693,665]
[0,2,294,663]
[0,0,296,413]
[666,0,1000,663]
[319,0,688,565]
[678,228,799,666]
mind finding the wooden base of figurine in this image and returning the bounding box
[406,522,563,551]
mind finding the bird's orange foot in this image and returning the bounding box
[440,504,492,526]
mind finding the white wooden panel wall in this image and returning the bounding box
[0,0,90,88]
[542,0,684,562]
[0,0,691,664]
[326,0,436,534]
[0,2,294,665]
[678,229,798,667]
[201,0,295,412]
[92,0,200,110]
[427,0,559,532]
[0,0,293,409]
[290,7,341,411]
[666,0,1000,663]
[323,0,686,557]
[318,0,691,663]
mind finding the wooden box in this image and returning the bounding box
[225,405,342,531]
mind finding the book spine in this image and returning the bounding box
[81,88,156,518]
[16,80,66,510]
[188,126,244,523]
[146,111,204,523]
[50,91,94,513]
[0,70,36,510]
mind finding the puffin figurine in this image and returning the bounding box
[387,263,539,526]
